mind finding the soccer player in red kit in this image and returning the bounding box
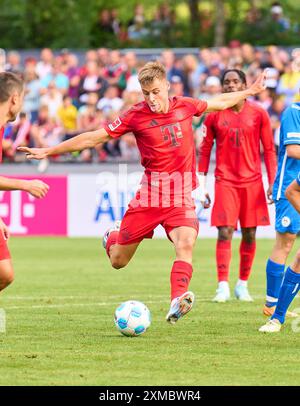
[0,72,49,294]
[19,62,268,323]
[198,69,277,303]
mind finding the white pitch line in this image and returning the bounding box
[1,296,281,310]
[3,295,168,301]
[4,300,166,310]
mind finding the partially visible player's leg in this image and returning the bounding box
[109,242,140,270]
[234,227,256,301]
[263,196,300,317]
[0,260,14,292]
[212,226,234,302]
[263,199,300,317]
[211,183,239,302]
[259,248,300,333]
[264,231,296,315]
[166,225,198,324]
[103,193,160,270]
[0,235,13,292]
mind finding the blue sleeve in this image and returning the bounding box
[297,171,300,186]
[283,104,300,146]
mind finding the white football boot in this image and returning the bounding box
[234,283,254,302]
[166,291,195,324]
[102,220,121,249]
[258,319,282,333]
[212,282,230,302]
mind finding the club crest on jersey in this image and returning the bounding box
[281,216,291,227]
[108,117,122,131]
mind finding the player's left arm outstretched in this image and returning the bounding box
[18,128,112,160]
[205,69,267,112]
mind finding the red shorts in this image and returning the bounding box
[211,181,270,228]
[118,192,199,245]
[0,232,11,260]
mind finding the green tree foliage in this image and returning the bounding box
[0,0,299,49]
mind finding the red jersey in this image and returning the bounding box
[198,101,277,187]
[105,97,207,197]
[0,127,3,162]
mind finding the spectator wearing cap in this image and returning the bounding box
[200,76,221,100]
[270,2,290,32]
[169,75,185,97]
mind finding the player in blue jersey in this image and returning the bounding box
[259,171,300,332]
[261,102,300,321]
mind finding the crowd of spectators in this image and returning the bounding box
[2,42,300,171]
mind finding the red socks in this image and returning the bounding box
[170,260,193,300]
[106,231,119,257]
[216,240,256,282]
[216,240,231,282]
[239,241,256,281]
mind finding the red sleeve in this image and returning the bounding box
[181,97,208,117]
[260,109,277,185]
[198,113,215,173]
[104,109,134,139]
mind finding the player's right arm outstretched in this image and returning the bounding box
[18,128,112,160]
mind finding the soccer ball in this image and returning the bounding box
[114,300,151,337]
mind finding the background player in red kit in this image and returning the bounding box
[198,69,277,303]
[19,62,268,324]
[0,72,49,294]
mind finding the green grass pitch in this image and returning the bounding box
[0,237,299,386]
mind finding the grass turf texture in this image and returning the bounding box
[0,237,299,386]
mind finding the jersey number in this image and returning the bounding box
[229,128,245,147]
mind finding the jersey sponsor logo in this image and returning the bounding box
[150,119,159,126]
[281,216,291,227]
[108,117,122,131]
[161,122,183,147]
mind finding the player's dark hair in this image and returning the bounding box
[0,72,24,103]
[221,69,247,85]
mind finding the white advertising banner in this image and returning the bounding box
[68,170,276,239]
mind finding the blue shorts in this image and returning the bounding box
[275,198,300,234]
